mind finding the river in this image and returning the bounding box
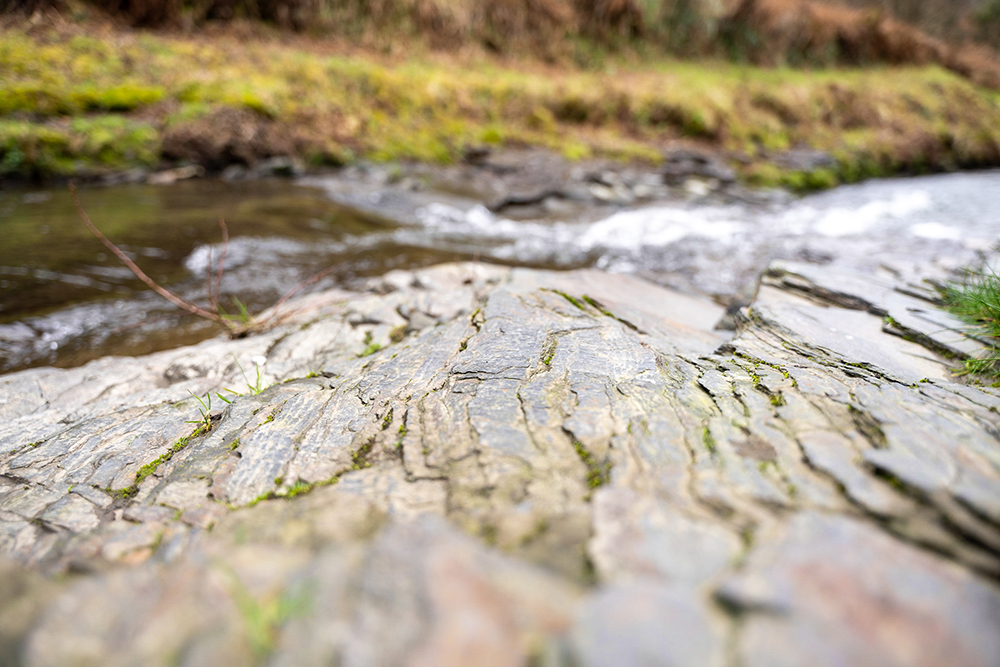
[2,168,999,374]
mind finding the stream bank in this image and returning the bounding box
[4,23,1000,190]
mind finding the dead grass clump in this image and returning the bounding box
[722,0,1000,89]
[721,0,945,66]
[473,0,574,52]
[947,44,1000,91]
[824,82,879,128]
[575,0,645,38]
[162,107,279,168]
[161,106,351,168]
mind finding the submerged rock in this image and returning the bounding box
[0,260,998,666]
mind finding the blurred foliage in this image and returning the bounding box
[4,0,1000,57]
[976,0,1000,50]
[1,25,1000,186]
[0,115,160,177]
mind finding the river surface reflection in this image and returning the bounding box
[2,170,998,373]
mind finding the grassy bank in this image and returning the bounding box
[3,24,1000,189]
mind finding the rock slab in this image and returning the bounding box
[1,261,999,666]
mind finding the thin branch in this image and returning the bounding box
[72,184,333,339]
[70,182,231,328]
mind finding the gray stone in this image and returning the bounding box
[569,579,726,667]
[719,512,1000,667]
[661,148,736,185]
[0,259,998,665]
[38,494,100,533]
[771,149,836,172]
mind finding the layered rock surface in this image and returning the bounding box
[1,260,999,666]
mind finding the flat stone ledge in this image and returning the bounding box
[1,260,998,667]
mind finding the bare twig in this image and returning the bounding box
[71,183,334,340]
[71,182,235,331]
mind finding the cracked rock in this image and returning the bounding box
[0,260,998,666]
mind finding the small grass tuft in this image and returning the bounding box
[358,332,383,357]
[552,290,587,311]
[944,264,1000,379]
[350,437,376,470]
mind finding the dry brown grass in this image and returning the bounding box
[833,0,984,45]
[721,0,1000,89]
[7,0,1000,86]
[407,0,575,52]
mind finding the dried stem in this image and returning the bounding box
[71,183,333,339]
[71,182,234,331]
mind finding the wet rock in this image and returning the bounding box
[252,156,305,178]
[771,149,836,172]
[220,163,248,181]
[662,148,736,185]
[100,168,148,186]
[0,259,999,665]
[147,164,205,185]
[481,149,570,211]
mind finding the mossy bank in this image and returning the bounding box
[3,25,1000,190]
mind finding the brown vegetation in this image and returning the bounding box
[832,0,1000,48]
[5,0,1000,90]
[721,0,1000,88]
[159,107,342,169]
[4,1,1000,187]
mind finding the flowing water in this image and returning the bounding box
[2,169,999,374]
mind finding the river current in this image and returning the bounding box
[2,170,998,373]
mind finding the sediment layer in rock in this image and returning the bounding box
[1,260,999,666]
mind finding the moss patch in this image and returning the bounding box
[572,439,611,492]
[109,424,208,500]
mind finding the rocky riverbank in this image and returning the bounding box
[1,254,999,665]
